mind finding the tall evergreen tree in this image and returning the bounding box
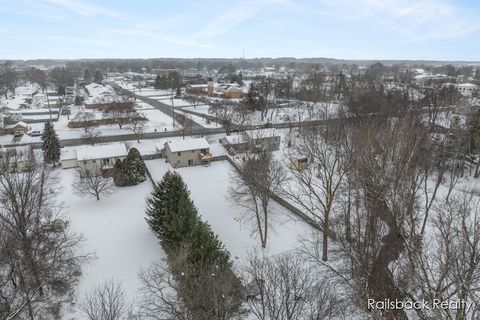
[145,171,198,252]
[41,121,60,166]
[93,70,103,84]
[125,147,147,184]
[112,148,147,186]
[187,221,230,267]
[112,159,128,186]
[154,74,161,89]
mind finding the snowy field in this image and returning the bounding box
[146,160,313,262]
[57,169,164,318]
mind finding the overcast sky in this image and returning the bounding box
[0,0,479,61]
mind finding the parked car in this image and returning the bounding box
[27,130,42,137]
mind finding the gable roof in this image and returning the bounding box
[14,121,28,128]
[76,143,127,161]
[165,138,209,152]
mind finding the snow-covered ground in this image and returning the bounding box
[147,160,313,263]
[175,110,219,129]
[183,102,342,125]
[57,168,164,318]
[0,83,40,110]
[135,88,171,97]
[0,100,179,145]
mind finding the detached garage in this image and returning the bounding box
[60,148,78,169]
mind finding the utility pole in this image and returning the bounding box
[171,77,175,127]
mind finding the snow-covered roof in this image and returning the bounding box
[165,138,210,152]
[458,83,478,88]
[14,121,28,128]
[247,128,280,139]
[76,143,127,161]
[60,147,77,161]
[221,133,249,145]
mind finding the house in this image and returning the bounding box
[161,138,212,168]
[32,93,47,108]
[219,132,250,155]
[223,87,244,99]
[0,146,35,172]
[6,110,23,123]
[220,129,281,154]
[457,83,478,96]
[250,129,281,152]
[13,121,29,135]
[76,143,128,175]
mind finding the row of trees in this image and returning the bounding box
[154,71,181,90]
[72,110,147,145]
[143,171,244,319]
[2,62,106,99]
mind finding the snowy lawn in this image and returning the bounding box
[183,104,212,115]
[57,169,164,317]
[175,110,220,128]
[146,160,314,262]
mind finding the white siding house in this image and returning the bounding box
[161,138,212,168]
[76,143,128,171]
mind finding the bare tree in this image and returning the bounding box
[103,102,137,129]
[283,124,349,261]
[406,192,480,320]
[83,126,102,146]
[0,61,18,99]
[178,113,193,140]
[333,116,429,320]
[214,105,250,136]
[73,111,97,132]
[229,148,287,248]
[243,252,348,320]
[139,249,243,320]
[73,164,113,200]
[127,115,147,143]
[0,149,87,320]
[80,280,134,320]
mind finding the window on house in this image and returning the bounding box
[83,161,87,165]
[177,151,181,156]
[103,158,110,165]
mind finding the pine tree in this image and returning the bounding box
[145,171,198,252]
[162,192,200,253]
[112,148,147,186]
[186,221,230,268]
[125,147,147,184]
[41,121,60,166]
[112,159,128,186]
[154,74,161,89]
